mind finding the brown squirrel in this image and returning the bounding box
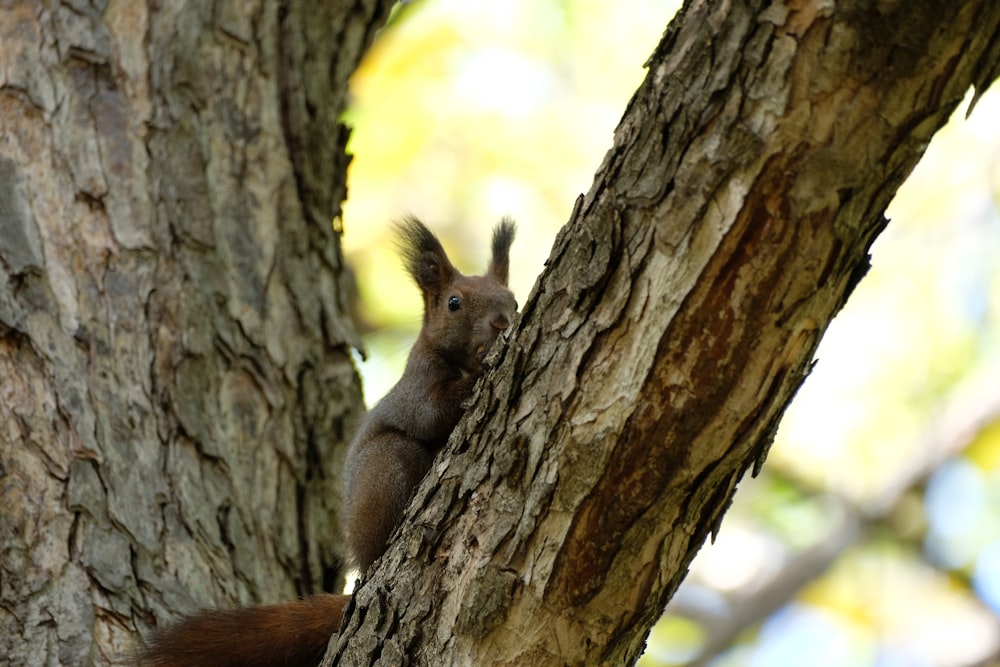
[140,217,517,667]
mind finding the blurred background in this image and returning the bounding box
[338,1,1000,665]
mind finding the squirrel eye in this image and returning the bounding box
[447,295,461,312]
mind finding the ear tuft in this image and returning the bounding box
[488,217,516,286]
[394,216,456,294]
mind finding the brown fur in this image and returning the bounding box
[139,218,516,666]
[343,216,517,571]
[140,594,349,667]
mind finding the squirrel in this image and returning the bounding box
[140,217,517,667]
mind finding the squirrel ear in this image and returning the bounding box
[396,216,456,295]
[414,250,454,294]
[488,217,516,286]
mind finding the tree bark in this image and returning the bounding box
[328,1,1000,665]
[3,0,999,666]
[0,1,391,665]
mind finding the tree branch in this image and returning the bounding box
[329,1,1000,664]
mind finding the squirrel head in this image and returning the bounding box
[396,216,517,375]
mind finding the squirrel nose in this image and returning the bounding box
[491,315,510,331]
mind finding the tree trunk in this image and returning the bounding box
[3,1,999,666]
[328,1,1000,665]
[0,1,391,665]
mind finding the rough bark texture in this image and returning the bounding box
[329,1,1000,665]
[0,1,392,665]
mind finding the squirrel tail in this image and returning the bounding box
[139,593,349,667]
